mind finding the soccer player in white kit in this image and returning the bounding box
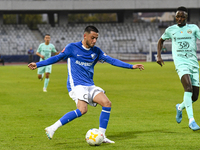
[157,6,200,130]
[28,26,144,143]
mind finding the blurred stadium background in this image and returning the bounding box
[0,0,200,63]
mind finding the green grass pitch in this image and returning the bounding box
[1,61,200,150]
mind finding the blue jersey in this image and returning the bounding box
[36,41,133,92]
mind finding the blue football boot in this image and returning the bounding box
[189,120,200,131]
[176,104,182,123]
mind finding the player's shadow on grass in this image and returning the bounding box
[181,126,200,132]
[54,129,200,148]
[108,129,177,140]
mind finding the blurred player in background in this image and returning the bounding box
[36,34,59,92]
[157,6,200,130]
[28,25,144,143]
[0,54,4,66]
[28,47,34,64]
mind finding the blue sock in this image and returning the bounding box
[99,107,111,130]
[60,109,82,125]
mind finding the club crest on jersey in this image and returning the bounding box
[61,48,65,53]
[187,29,192,34]
[91,53,96,59]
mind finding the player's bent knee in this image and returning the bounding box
[79,108,87,115]
[45,74,50,78]
[77,100,88,115]
[185,87,193,92]
[102,100,112,107]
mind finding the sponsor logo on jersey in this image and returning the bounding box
[91,53,96,59]
[180,31,183,33]
[75,60,93,66]
[177,37,191,40]
[177,50,192,52]
[177,53,193,58]
[187,29,192,34]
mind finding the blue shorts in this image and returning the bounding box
[176,65,199,87]
[37,65,52,74]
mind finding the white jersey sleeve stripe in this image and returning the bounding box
[68,58,75,90]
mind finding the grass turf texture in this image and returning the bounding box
[0,61,200,150]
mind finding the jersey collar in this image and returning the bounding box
[82,45,90,51]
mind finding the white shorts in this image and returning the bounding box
[69,85,105,107]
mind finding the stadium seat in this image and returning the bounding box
[0,22,163,57]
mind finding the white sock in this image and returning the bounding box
[178,106,182,111]
[99,127,106,136]
[50,120,62,131]
[189,118,194,124]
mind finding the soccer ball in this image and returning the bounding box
[85,128,104,146]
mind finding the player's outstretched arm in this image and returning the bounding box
[28,62,37,70]
[132,64,144,71]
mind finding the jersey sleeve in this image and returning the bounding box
[60,44,73,59]
[98,50,133,69]
[51,44,57,53]
[161,27,171,40]
[36,53,65,68]
[36,44,72,68]
[37,43,42,53]
[194,25,200,39]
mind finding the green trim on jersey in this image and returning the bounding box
[37,43,57,61]
[161,24,200,69]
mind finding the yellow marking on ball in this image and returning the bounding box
[89,132,98,141]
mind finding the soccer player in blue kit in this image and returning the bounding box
[157,6,200,130]
[28,25,144,143]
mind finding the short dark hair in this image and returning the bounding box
[84,25,99,34]
[177,6,188,13]
[45,34,50,37]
